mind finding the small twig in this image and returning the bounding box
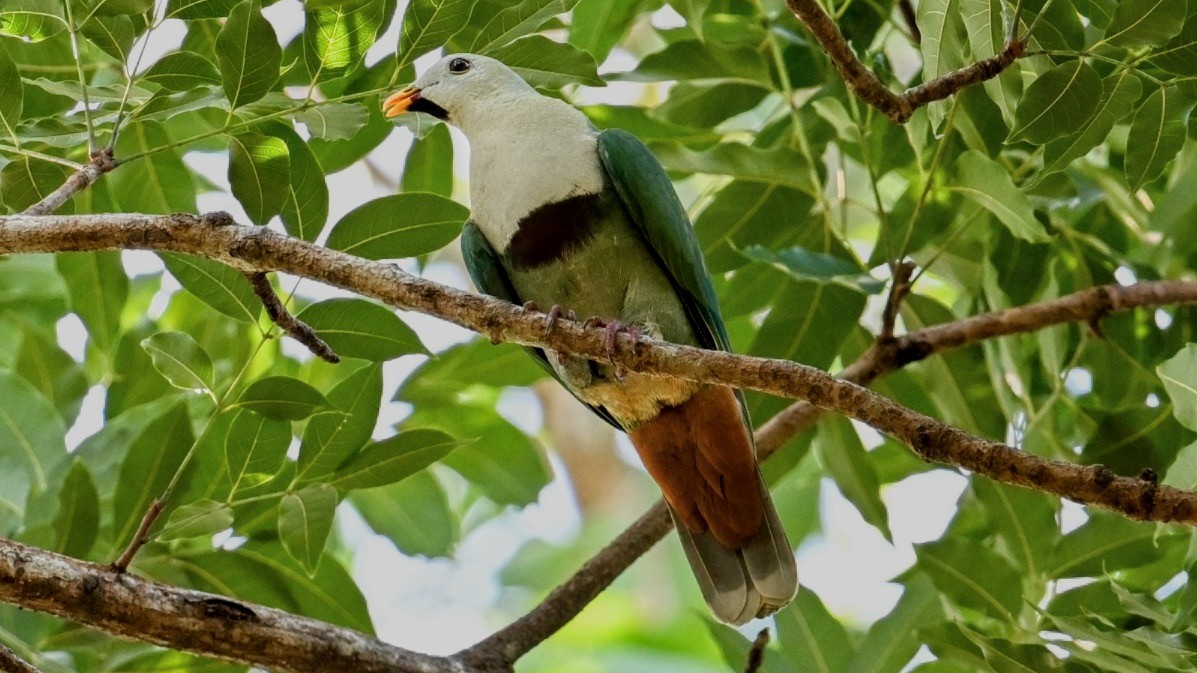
[897,0,921,44]
[879,260,917,341]
[21,148,117,216]
[744,629,770,673]
[111,498,164,572]
[786,0,1024,123]
[244,271,340,363]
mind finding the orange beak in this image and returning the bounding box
[383,87,420,118]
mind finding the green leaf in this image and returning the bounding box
[918,0,966,125]
[651,141,813,192]
[1149,12,1197,75]
[817,417,891,541]
[228,132,290,225]
[350,471,457,557]
[112,402,194,551]
[0,45,23,143]
[160,253,259,324]
[397,338,545,404]
[1049,511,1165,578]
[263,122,329,242]
[297,364,382,482]
[1042,73,1141,175]
[326,193,468,260]
[1103,0,1185,48]
[775,588,852,673]
[971,477,1058,578]
[80,15,135,61]
[740,246,883,293]
[1010,60,1102,144]
[1,157,73,213]
[469,0,578,53]
[110,121,197,214]
[655,81,769,129]
[487,35,604,88]
[0,0,66,41]
[432,410,550,506]
[916,538,1022,621]
[568,0,642,63]
[14,321,88,421]
[0,371,65,529]
[297,298,426,361]
[236,376,331,420]
[56,251,127,354]
[950,150,1048,242]
[160,499,233,540]
[1159,344,1197,432]
[396,0,473,67]
[141,331,215,393]
[224,408,291,493]
[294,102,370,141]
[332,429,464,490]
[166,0,238,19]
[302,0,388,81]
[279,483,338,575]
[215,0,281,109]
[1125,86,1194,190]
[402,122,453,197]
[52,461,99,558]
[844,576,942,673]
[142,51,220,91]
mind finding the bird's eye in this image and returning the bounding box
[448,58,471,74]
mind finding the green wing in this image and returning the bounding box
[460,220,622,430]
[597,128,731,353]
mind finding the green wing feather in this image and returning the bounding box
[460,220,622,430]
[597,129,731,354]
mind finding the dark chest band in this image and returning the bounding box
[504,192,607,270]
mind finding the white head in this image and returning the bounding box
[383,54,538,136]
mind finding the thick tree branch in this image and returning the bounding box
[21,149,117,217]
[2,212,1196,671]
[785,0,1023,123]
[0,539,457,673]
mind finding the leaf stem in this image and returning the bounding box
[62,0,98,154]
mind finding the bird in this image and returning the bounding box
[383,54,797,625]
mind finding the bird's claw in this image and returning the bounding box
[581,317,641,381]
[525,301,573,336]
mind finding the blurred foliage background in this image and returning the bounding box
[2,0,1197,671]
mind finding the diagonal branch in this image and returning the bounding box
[785,0,1023,123]
[21,148,117,217]
[243,270,341,363]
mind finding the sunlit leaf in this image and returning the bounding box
[1125,86,1193,190]
[332,429,465,490]
[160,499,233,540]
[1011,60,1102,144]
[228,132,290,225]
[297,299,426,361]
[215,0,281,108]
[1103,0,1185,48]
[396,0,473,67]
[236,376,331,420]
[487,35,604,87]
[950,150,1048,242]
[160,253,259,324]
[141,331,215,393]
[325,193,468,260]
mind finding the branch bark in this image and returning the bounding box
[0,538,456,673]
[244,270,340,363]
[785,0,1023,123]
[2,212,1196,672]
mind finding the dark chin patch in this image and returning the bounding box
[410,97,450,121]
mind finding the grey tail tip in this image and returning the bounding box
[672,473,799,626]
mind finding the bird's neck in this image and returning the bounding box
[463,95,606,252]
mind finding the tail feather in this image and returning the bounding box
[673,473,798,625]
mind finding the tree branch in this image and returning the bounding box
[1,212,1196,671]
[21,149,117,217]
[243,271,340,363]
[0,538,457,673]
[785,0,1023,123]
